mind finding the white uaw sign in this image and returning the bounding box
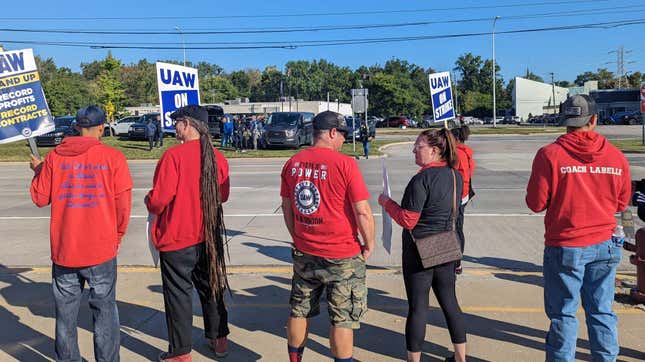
[428,72,455,125]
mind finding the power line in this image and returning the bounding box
[0,5,642,35]
[2,0,610,21]
[3,18,645,50]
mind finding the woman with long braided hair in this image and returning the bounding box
[146,105,231,362]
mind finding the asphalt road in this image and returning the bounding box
[1,127,644,271]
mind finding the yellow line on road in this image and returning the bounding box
[4,266,636,278]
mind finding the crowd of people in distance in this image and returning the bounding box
[221,114,266,151]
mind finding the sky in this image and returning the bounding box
[1,0,644,84]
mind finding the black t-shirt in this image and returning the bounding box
[401,165,463,274]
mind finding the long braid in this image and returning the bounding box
[189,117,230,300]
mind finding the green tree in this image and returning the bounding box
[202,75,238,103]
[87,52,126,114]
[252,66,283,101]
[36,57,93,115]
[461,91,492,118]
[575,68,616,89]
[453,53,483,93]
[119,59,157,106]
[524,68,544,83]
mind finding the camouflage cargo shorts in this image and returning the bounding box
[289,248,367,329]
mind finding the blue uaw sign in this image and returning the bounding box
[0,48,54,144]
[428,71,455,126]
[156,62,200,133]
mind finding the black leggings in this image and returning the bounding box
[403,262,466,352]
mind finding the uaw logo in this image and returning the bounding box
[294,180,321,215]
[21,128,32,138]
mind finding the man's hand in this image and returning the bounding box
[361,244,373,261]
[29,154,43,173]
[378,193,390,207]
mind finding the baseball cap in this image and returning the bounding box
[75,106,106,128]
[170,104,208,124]
[560,95,597,127]
[313,111,348,134]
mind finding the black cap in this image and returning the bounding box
[560,95,597,127]
[170,105,208,124]
[313,111,348,133]
[75,106,106,128]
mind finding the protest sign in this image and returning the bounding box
[428,71,456,128]
[156,62,200,134]
[0,48,54,145]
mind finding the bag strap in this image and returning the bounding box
[450,169,457,230]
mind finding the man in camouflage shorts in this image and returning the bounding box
[280,111,375,362]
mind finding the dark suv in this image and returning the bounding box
[35,116,78,146]
[205,105,224,138]
[264,112,314,148]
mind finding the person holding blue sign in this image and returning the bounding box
[29,105,133,362]
[146,105,231,361]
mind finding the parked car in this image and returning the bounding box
[461,116,484,125]
[498,116,520,125]
[343,117,376,142]
[112,116,141,136]
[608,110,641,125]
[127,121,149,140]
[204,105,224,138]
[376,116,410,128]
[35,116,78,146]
[264,112,314,148]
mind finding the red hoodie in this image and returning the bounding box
[146,140,229,252]
[526,131,631,247]
[454,143,476,200]
[30,137,133,267]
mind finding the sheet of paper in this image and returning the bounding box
[147,213,160,268]
[381,160,392,254]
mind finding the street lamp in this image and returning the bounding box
[174,26,186,66]
[492,16,500,128]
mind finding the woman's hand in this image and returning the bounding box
[378,193,391,207]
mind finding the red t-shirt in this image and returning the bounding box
[146,140,230,252]
[280,147,370,258]
[30,137,133,267]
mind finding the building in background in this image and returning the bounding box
[512,77,569,121]
[568,81,598,97]
[589,89,640,121]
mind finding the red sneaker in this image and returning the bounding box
[158,351,192,362]
[209,336,229,358]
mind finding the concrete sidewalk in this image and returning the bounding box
[0,267,643,362]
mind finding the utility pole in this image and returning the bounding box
[549,72,557,114]
[174,26,186,66]
[608,45,634,89]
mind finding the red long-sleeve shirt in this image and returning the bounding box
[146,140,230,252]
[526,131,631,247]
[30,137,132,267]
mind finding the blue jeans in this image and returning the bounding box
[362,141,370,158]
[52,257,119,362]
[222,133,232,148]
[543,239,621,362]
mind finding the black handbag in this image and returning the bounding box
[409,169,463,268]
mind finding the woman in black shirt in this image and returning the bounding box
[378,128,466,362]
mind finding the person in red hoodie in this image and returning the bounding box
[30,105,132,362]
[145,105,230,362]
[526,95,631,361]
[451,126,476,275]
